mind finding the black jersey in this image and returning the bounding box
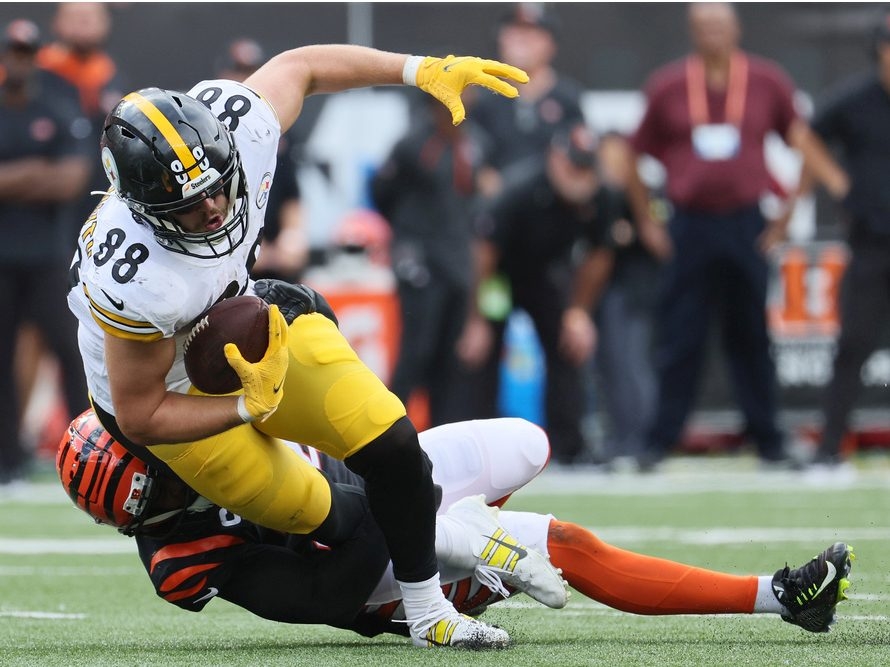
[135,450,390,629]
[474,161,616,291]
[371,115,482,288]
[0,69,90,265]
[133,446,501,636]
[469,75,585,171]
[811,71,890,239]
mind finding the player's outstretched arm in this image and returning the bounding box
[244,45,528,132]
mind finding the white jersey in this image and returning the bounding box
[67,80,281,415]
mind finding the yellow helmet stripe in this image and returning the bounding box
[124,92,203,180]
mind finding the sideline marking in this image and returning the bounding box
[0,538,131,554]
[0,526,882,556]
[0,611,86,619]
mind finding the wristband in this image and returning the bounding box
[236,395,255,423]
[402,55,424,86]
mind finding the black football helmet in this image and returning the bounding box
[100,87,249,258]
[57,410,193,536]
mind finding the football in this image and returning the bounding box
[183,295,270,395]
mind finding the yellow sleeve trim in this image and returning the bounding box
[84,285,164,341]
[91,311,164,342]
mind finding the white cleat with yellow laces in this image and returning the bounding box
[446,494,569,609]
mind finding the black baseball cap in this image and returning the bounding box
[3,19,40,53]
[216,38,265,75]
[498,3,561,37]
[874,12,890,44]
[551,124,598,169]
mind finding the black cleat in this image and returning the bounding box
[772,542,854,633]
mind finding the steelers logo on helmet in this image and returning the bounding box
[100,87,249,259]
[101,146,120,190]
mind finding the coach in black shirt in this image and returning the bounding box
[371,93,482,426]
[457,125,617,465]
[469,4,585,194]
[802,13,890,468]
[0,19,91,483]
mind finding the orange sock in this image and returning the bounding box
[547,520,758,615]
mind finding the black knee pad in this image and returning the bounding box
[344,416,431,481]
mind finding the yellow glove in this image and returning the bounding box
[225,304,289,423]
[407,54,529,125]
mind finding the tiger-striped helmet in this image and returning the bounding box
[56,409,155,535]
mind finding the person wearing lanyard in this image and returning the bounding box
[623,2,825,472]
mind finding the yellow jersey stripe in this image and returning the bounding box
[83,285,153,329]
[125,91,202,180]
[83,285,163,341]
[90,312,163,342]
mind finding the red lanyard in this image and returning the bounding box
[686,51,749,127]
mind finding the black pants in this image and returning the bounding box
[591,254,659,461]
[817,233,890,460]
[390,277,470,427]
[461,279,587,464]
[0,263,88,475]
[642,205,784,463]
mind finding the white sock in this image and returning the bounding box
[753,575,786,614]
[399,573,451,622]
[435,514,477,569]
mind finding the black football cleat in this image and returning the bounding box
[772,542,854,633]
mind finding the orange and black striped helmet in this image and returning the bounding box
[56,409,154,535]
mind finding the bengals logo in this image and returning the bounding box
[768,243,847,338]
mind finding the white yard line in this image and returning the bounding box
[590,526,886,544]
[0,565,138,576]
[0,525,881,556]
[0,538,132,554]
[0,611,86,619]
[525,466,890,495]
[3,460,890,505]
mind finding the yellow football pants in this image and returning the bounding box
[148,313,407,535]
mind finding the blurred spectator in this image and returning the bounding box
[216,37,308,282]
[38,2,127,224]
[18,2,126,455]
[795,12,890,473]
[0,18,91,483]
[371,92,482,426]
[457,125,619,465]
[469,2,586,197]
[625,2,825,471]
[586,132,660,466]
[458,2,593,459]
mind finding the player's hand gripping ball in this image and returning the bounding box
[184,295,270,395]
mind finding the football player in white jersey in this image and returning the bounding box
[66,46,529,649]
[57,413,854,639]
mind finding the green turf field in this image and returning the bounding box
[2,454,888,667]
